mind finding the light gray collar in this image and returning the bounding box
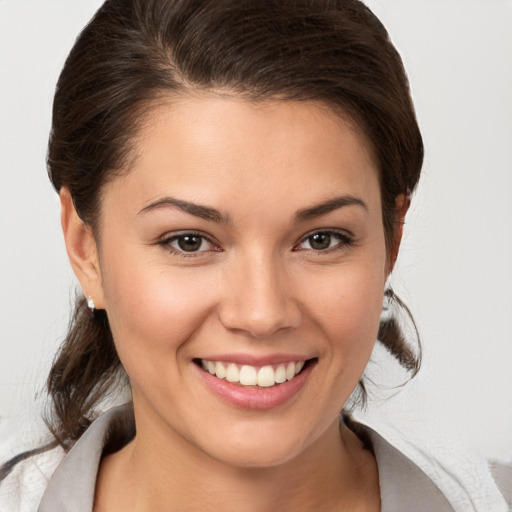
[39,405,453,512]
[38,405,133,512]
[369,427,453,511]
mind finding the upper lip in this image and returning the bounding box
[196,353,314,366]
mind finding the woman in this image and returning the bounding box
[0,0,509,510]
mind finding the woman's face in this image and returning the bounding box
[89,95,388,467]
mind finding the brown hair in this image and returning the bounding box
[45,0,423,449]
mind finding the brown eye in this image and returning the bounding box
[308,233,332,250]
[296,230,352,252]
[163,233,215,254]
[177,235,204,252]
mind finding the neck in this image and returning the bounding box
[94,410,379,512]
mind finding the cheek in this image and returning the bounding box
[99,251,220,373]
[306,258,386,360]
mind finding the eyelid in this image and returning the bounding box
[294,228,354,252]
[155,228,353,257]
[157,230,221,256]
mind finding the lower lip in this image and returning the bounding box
[196,361,315,410]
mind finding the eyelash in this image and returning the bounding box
[157,231,220,258]
[294,230,354,254]
[157,229,354,258]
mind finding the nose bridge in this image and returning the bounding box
[219,247,301,337]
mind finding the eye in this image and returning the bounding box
[296,230,352,252]
[160,232,217,254]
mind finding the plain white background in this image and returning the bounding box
[0,0,511,461]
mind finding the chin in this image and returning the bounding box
[209,441,305,470]
[193,418,325,470]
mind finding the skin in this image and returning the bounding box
[61,95,404,511]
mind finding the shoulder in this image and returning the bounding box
[0,408,64,512]
[0,404,133,512]
[0,445,65,512]
[490,460,512,510]
[350,415,510,512]
[1,404,134,512]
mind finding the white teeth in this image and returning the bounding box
[239,365,257,386]
[286,362,296,381]
[225,363,239,383]
[257,365,275,387]
[207,361,216,375]
[274,365,287,384]
[215,361,226,379]
[201,359,307,388]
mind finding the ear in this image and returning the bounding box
[388,192,411,274]
[60,188,105,309]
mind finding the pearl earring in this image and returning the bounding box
[87,296,96,312]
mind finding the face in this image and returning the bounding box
[83,95,388,467]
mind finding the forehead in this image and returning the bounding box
[104,94,381,217]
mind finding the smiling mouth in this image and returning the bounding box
[195,359,314,388]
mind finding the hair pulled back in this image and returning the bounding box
[46,0,424,449]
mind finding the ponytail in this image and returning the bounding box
[378,288,421,375]
[45,294,126,449]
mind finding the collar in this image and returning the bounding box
[39,405,453,512]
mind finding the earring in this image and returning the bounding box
[87,296,96,312]
[380,289,393,322]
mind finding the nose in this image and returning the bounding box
[218,253,302,338]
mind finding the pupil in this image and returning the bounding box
[178,235,202,252]
[310,233,331,250]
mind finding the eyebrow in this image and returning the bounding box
[139,194,368,224]
[139,197,228,224]
[294,195,368,222]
